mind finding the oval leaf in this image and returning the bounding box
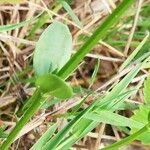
[36,74,73,99]
[33,21,72,76]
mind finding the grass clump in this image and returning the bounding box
[0,0,150,150]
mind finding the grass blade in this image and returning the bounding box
[144,77,150,104]
[59,0,82,28]
[89,59,100,88]
[1,90,44,150]
[119,33,149,71]
[30,123,57,150]
[85,111,143,128]
[96,64,141,109]
[0,12,42,32]
[55,64,143,149]
[57,0,136,79]
[103,123,150,150]
[0,0,136,149]
[42,99,100,150]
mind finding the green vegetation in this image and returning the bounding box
[0,0,150,149]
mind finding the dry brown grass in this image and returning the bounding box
[0,0,150,149]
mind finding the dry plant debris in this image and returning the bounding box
[0,0,150,150]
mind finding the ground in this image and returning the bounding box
[0,0,150,150]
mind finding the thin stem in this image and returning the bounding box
[57,0,136,80]
[103,123,150,150]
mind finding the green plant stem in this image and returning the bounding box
[57,0,136,80]
[1,90,44,150]
[103,123,150,150]
[0,0,135,149]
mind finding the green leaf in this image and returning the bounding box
[144,77,150,104]
[0,13,42,32]
[130,105,150,145]
[33,21,72,76]
[30,123,57,150]
[36,74,73,99]
[84,111,143,128]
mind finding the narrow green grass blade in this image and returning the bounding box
[144,77,150,104]
[84,111,143,128]
[0,12,43,32]
[30,123,57,150]
[28,4,62,38]
[57,121,97,150]
[42,99,100,150]
[28,13,49,38]
[111,81,143,111]
[103,123,150,150]
[71,94,91,113]
[89,59,100,88]
[97,64,141,109]
[22,89,42,111]
[59,0,82,28]
[55,64,143,149]
[1,90,44,150]
[119,33,149,71]
[57,0,136,79]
